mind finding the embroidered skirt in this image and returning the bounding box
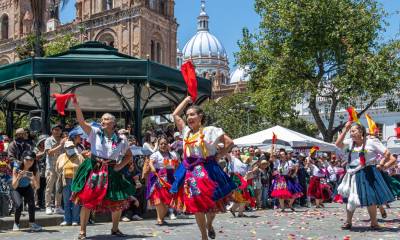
[270,175,303,200]
[170,156,236,213]
[146,168,175,206]
[231,173,255,206]
[71,158,135,212]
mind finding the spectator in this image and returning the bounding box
[170,132,183,160]
[44,124,68,215]
[56,141,84,226]
[143,131,158,153]
[11,150,42,231]
[34,134,48,210]
[68,129,85,154]
[8,128,32,168]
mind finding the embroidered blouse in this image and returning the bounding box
[182,126,224,158]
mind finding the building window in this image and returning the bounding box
[102,0,113,11]
[1,14,8,40]
[98,33,115,47]
[149,0,157,10]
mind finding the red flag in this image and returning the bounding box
[395,127,400,138]
[346,106,361,124]
[272,132,277,144]
[51,93,75,116]
[180,60,198,102]
[310,146,320,155]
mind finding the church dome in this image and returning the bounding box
[229,66,250,84]
[182,0,227,62]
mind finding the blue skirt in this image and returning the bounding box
[355,166,394,206]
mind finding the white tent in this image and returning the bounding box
[234,125,338,152]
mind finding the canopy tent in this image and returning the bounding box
[0,41,212,139]
[234,125,338,152]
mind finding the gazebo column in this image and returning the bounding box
[40,80,51,134]
[6,103,14,137]
[134,83,142,143]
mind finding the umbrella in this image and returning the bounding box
[130,146,153,156]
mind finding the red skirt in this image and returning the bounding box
[148,169,173,206]
[308,176,331,200]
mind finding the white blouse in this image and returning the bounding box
[87,126,129,162]
[342,138,387,167]
[229,156,250,176]
[182,126,224,158]
[150,151,178,169]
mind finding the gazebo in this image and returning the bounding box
[0,41,212,140]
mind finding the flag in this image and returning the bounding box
[395,127,400,138]
[272,132,277,144]
[365,114,379,135]
[180,60,198,102]
[310,146,320,155]
[51,93,75,116]
[346,106,361,124]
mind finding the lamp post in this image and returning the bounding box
[238,101,256,134]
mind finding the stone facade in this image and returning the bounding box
[0,0,177,67]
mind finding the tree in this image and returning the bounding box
[203,93,318,139]
[236,0,400,142]
[30,0,70,57]
[15,34,46,60]
[44,33,79,56]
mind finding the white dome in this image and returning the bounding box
[229,66,250,84]
[182,31,227,60]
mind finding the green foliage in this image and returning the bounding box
[44,33,79,57]
[236,0,400,141]
[16,34,47,60]
[203,93,318,139]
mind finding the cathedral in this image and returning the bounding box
[0,0,248,98]
[0,0,177,67]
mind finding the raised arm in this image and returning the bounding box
[335,121,352,149]
[72,96,92,135]
[172,96,192,133]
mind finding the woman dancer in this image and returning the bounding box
[307,158,331,208]
[227,147,256,217]
[337,122,395,229]
[71,97,135,239]
[270,149,303,212]
[171,96,236,240]
[147,136,179,225]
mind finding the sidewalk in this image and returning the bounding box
[0,210,156,230]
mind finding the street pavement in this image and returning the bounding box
[1,202,400,240]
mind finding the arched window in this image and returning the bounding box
[149,0,157,11]
[97,33,115,47]
[156,42,161,63]
[0,58,10,66]
[160,0,166,15]
[1,14,9,40]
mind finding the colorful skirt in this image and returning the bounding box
[146,168,175,206]
[170,156,236,213]
[308,176,331,201]
[380,171,400,197]
[270,175,303,200]
[231,173,255,206]
[71,157,135,212]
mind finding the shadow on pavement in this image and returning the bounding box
[350,226,400,233]
[20,229,60,233]
[86,234,152,239]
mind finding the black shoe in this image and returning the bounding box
[111,229,126,237]
[77,233,86,239]
[208,228,216,239]
[229,209,236,217]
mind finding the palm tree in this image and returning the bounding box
[30,0,69,57]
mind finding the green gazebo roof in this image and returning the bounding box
[0,41,212,116]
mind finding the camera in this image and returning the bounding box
[25,171,33,177]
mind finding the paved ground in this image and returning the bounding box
[1,202,400,240]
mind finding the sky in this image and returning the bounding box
[60,0,399,70]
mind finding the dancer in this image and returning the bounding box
[71,97,135,239]
[306,158,331,208]
[270,149,303,212]
[227,146,256,217]
[336,121,396,229]
[147,136,178,225]
[170,96,236,240]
